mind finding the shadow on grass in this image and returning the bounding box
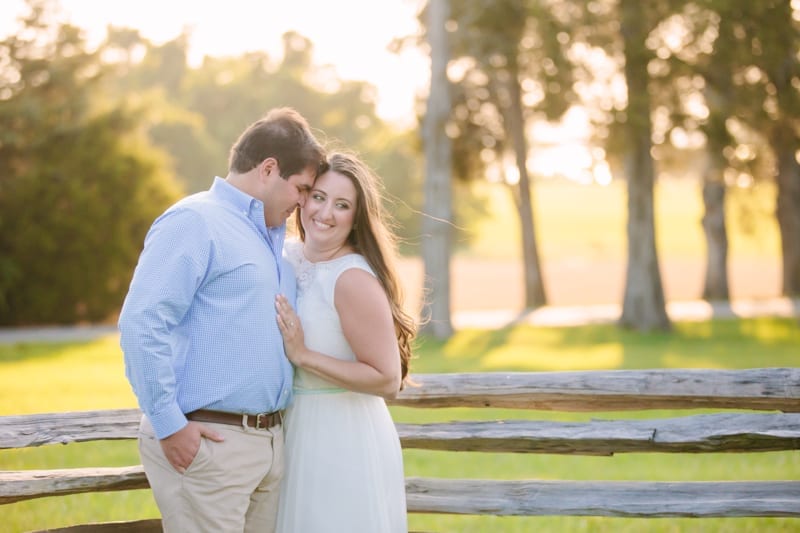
[399,317,800,425]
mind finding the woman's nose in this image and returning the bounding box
[318,202,333,219]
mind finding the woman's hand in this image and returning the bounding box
[275,294,306,365]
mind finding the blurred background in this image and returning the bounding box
[2,3,799,531]
[0,0,795,336]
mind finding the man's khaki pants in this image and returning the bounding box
[138,415,284,533]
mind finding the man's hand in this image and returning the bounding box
[160,421,225,473]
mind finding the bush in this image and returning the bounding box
[0,110,180,325]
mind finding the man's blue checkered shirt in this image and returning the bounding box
[119,177,295,439]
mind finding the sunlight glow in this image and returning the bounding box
[593,160,613,186]
[504,161,520,185]
[4,0,429,127]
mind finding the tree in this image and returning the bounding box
[102,26,425,240]
[420,0,455,338]
[102,30,225,192]
[446,0,576,310]
[685,0,800,297]
[462,0,549,309]
[696,15,735,301]
[0,0,180,325]
[616,0,672,331]
[699,129,731,301]
[730,1,800,296]
[560,0,674,330]
[643,3,733,301]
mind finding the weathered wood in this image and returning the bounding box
[0,409,141,449]
[32,519,162,532]
[1,369,797,450]
[2,368,799,522]
[405,478,800,517]
[0,466,148,504]
[3,410,798,455]
[392,368,800,411]
[396,412,800,454]
[5,467,799,518]
[29,520,439,533]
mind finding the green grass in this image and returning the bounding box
[1,319,799,532]
[465,178,780,261]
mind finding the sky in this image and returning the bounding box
[3,0,430,127]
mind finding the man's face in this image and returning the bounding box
[262,164,316,228]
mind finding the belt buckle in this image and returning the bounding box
[254,412,269,430]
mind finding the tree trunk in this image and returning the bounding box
[504,70,547,309]
[701,152,729,300]
[771,124,800,296]
[420,0,454,339]
[617,0,671,331]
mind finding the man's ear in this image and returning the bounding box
[262,157,279,178]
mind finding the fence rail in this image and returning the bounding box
[2,409,798,457]
[2,368,799,528]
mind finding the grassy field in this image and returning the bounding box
[1,318,799,532]
[398,177,783,312]
[464,177,779,261]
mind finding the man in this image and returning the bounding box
[118,108,325,532]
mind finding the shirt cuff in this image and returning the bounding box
[148,403,188,439]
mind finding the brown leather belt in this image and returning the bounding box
[186,409,281,430]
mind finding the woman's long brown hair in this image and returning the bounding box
[296,152,417,387]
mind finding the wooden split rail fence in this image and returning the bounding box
[1,368,799,531]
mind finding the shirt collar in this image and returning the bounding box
[210,176,261,213]
[210,177,287,244]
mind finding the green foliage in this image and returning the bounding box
[0,109,180,325]
[1,0,436,326]
[103,28,434,248]
[443,0,577,181]
[0,0,181,325]
[144,95,224,192]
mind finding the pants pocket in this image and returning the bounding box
[184,435,211,474]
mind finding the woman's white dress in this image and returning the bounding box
[276,241,408,533]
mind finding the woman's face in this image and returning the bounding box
[300,169,357,249]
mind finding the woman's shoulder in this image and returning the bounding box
[332,253,373,277]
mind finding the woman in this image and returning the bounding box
[274,152,416,532]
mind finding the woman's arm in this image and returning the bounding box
[276,268,401,399]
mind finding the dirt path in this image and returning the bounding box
[398,255,782,313]
[0,255,790,344]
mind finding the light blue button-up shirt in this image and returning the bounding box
[119,177,295,439]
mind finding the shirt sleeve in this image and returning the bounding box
[118,208,211,439]
[280,255,298,308]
